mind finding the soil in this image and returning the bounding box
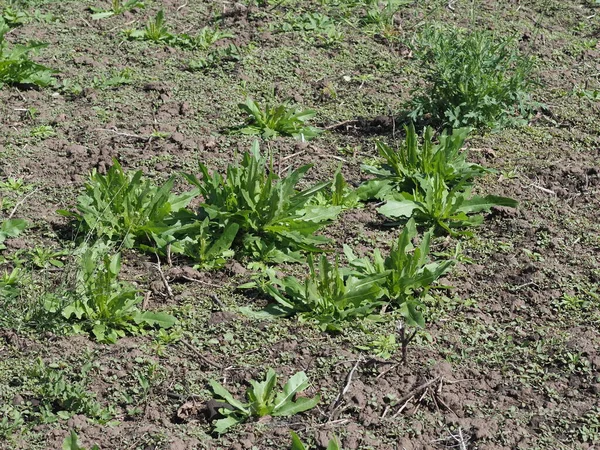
[1,0,599,449]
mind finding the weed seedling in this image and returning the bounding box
[28,358,114,422]
[345,218,454,326]
[60,159,197,251]
[92,67,134,89]
[291,431,341,450]
[0,17,55,87]
[56,243,176,343]
[256,254,387,331]
[62,431,100,450]
[30,125,55,139]
[359,124,488,197]
[209,368,320,433]
[231,98,321,141]
[188,44,241,72]
[376,173,518,235]
[311,168,360,211]
[125,9,171,43]
[0,218,26,250]
[356,333,398,359]
[90,0,145,20]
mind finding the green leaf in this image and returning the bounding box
[301,205,342,223]
[273,394,321,417]
[108,253,121,275]
[209,380,250,414]
[400,300,425,328]
[273,371,309,412]
[213,415,243,434]
[290,432,307,450]
[327,437,341,450]
[62,431,80,450]
[457,194,518,213]
[91,11,115,20]
[377,199,417,218]
[206,222,239,257]
[0,218,27,243]
[135,311,177,328]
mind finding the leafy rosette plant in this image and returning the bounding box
[54,243,176,343]
[232,98,321,141]
[209,369,320,434]
[344,218,454,327]
[183,141,340,262]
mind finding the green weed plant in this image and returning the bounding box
[255,254,387,331]
[359,126,517,234]
[209,369,320,433]
[90,0,144,20]
[232,98,321,141]
[344,218,454,327]
[0,17,55,87]
[52,244,176,343]
[183,142,339,262]
[59,159,197,250]
[409,26,536,129]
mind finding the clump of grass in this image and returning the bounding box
[408,26,537,129]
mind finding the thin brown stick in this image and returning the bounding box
[179,275,223,289]
[391,376,441,418]
[324,119,359,130]
[96,128,148,140]
[155,256,174,298]
[392,395,414,418]
[328,357,363,418]
[142,291,151,310]
[8,188,38,219]
[180,339,221,369]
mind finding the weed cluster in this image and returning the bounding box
[209,369,320,433]
[359,125,517,235]
[0,1,555,446]
[408,26,537,129]
[124,10,233,51]
[90,0,144,20]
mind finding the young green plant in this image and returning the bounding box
[344,218,454,327]
[255,254,387,331]
[90,0,144,20]
[0,17,55,87]
[377,174,518,236]
[52,243,176,343]
[232,98,321,141]
[59,159,197,251]
[183,141,340,262]
[291,431,341,450]
[209,369,320,434]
